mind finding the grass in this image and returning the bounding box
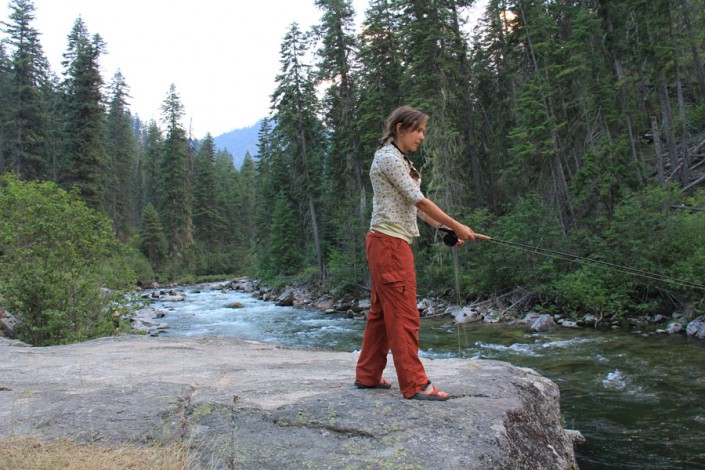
[0,436,198,470]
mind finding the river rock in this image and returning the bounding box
[229,278,259,293]
[0,308,20,337]
[130,306,170,334]
[417,298,434,312]
[530,314,557,332]
[315,296,335,310]
[354,298,371,313]
[686,315,705,339]
[275,287,297,306]
[483,309,502,323]
[422,305,440,317]
[0,335,578,469]
[521,311,541,324]
[454,306,483,324]
[161,294,186,302]
[665,321,685,334]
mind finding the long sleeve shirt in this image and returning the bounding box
[369,142,425,244]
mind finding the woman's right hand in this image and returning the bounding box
[454,224,492,242]
[454,224,476,242]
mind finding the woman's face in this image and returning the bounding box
[395,120,427,153]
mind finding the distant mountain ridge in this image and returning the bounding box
[213,120,261,169]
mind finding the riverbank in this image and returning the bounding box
[0,334,579,469]
[127,277,705,343]
[209,278,705,340]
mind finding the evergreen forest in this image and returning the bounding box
[2,0,705,345]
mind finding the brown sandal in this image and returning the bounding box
[409,381,449,401]
[354,379,392,389]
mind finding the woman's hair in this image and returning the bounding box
[379,106,429,147]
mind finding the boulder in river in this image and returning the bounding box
[454,306,483,324]
[686,315,705,339]
[530,314,557,332]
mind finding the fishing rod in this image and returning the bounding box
[438,228,705,291]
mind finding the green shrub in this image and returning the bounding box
[546,267,630,318]
[460,196,565,295]
[324,248,366,296]
[0,174,136,345]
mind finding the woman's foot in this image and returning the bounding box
[409,381,449,401]
[354,378,392,389]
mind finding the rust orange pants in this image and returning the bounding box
[355,230,428,398]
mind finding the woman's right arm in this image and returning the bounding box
[415,198,477,241]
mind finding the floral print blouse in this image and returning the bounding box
[369,142,425,243]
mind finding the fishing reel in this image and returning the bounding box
[438,227,459,247]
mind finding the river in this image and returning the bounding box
[150,284,705,470]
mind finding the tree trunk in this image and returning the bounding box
[657,80,680,182]
[450,2,482,202]
[651,116,665,183]
[670,0,691,184]
[298,124,327,281]
[680,0,705,98]
[518,0,574,232]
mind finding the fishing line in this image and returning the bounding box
[487,238,705,291]
[439,228,705,291]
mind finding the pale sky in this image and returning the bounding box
[0,0,372,138]
[2,0,487,139]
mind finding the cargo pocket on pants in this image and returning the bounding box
[381,272,406,294]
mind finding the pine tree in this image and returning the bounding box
[494,0,573,233]
[212,147,243,273]
[58,17,107,209]
[549,1,634,226]
[0,42,12,173]
[356,0,404,160]
[192,134,227,250]
[140,120,163,210]
[395,0,476,213]
[269,191,304,276]
[105,70,137,240]
[466,1,520,212]
[271,23,327,280]
[157,84,193,261]
[315,0,367,288]
[1,0,50,180]
[252,118,279,276]
[139,203,168,268]
[131,117,146,220]
[235,151,258,272]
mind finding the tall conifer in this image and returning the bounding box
[2,0,50,180]
[192,134,226,250]
[315,0,366,287]
[395,0,476,213]
[271,23,327,280]
[356,0,404,160]
[139,202,168,268]
[105,70,137,240]
[58,17,107,209]
[141,120,163,211]
[157,84,193,261]
[0,43,11,172]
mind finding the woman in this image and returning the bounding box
[354,106,480,401]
